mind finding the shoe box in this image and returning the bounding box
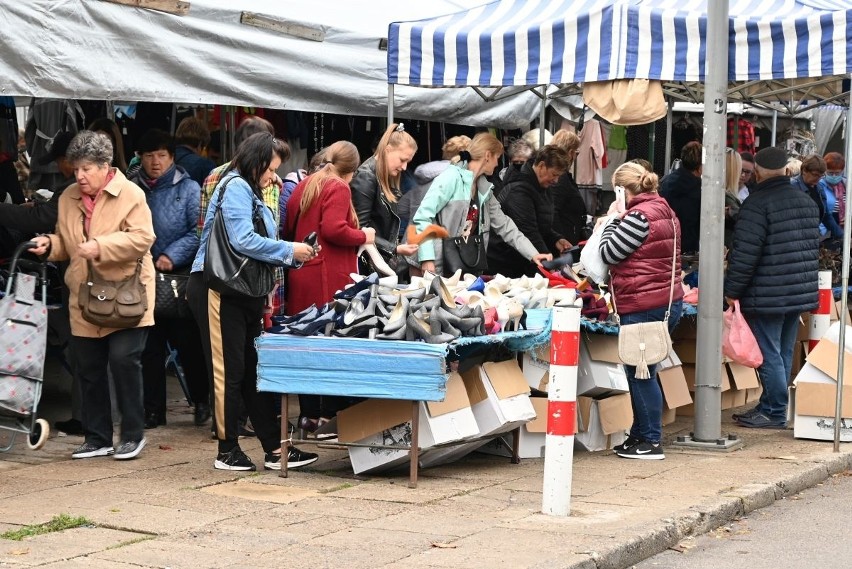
[477,396,552,459]
[337,371,479,475]
[657,351,693,424]
[420,360,536,467]
[521,333,628,398]
[792,322,852,442]
[574,392,632,452]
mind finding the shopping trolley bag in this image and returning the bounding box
[0,260,48,417]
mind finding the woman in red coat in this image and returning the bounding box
[285,140,375,431]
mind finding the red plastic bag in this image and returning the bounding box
[722,300,764,368]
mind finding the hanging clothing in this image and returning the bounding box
[24,99,84,189]
[727,117,756,155]
[576,118,606,216]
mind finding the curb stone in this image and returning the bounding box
[562,449,852,569]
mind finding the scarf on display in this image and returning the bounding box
[832,179,846,221]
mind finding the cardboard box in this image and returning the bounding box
[791,341,808,379]
[721,388,748,410]
[575,393,632,452]
[662,405,677,426]
[682,364,731,392]
[796,313,810,342]
[671,316,697,340]
[830,300,852,324]
[338,372,479,474]
[521,344,550,393]
[792,323,852,441]
[673,339,697,364]
[577,333,629,397]
[726,363,760,390]
[477,397,549,459]
[420,361,536,467]
[658,364,693,409]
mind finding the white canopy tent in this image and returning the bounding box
[0,0,545,129]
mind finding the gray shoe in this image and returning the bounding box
[72,442,114,459]
[732,406,761,422]
[114,438,146,460]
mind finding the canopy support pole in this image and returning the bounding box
[539,85,547,148]
[771,109,778,146]
[664,98,673,173]
[673,0,740,452]
[834,79,852,452]
[388,84,395,126]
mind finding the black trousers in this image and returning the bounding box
[187,272,279,454]
[72,328,148,447]
[141,316,208,416]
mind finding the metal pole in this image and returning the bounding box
[388,84,395,126]
[539,85,547,148]
[833,81,852,451]
[693,0,729,443]
[542,298,579,517]
[770,109,778,147]
[665,98,673,173]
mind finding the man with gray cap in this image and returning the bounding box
[724,146,820,428]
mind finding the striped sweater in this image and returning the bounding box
[599,211,649,266]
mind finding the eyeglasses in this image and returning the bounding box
[740,169,754,176]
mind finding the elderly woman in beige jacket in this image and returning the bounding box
[30,131,155,461]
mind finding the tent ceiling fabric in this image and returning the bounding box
[388,0,852,110]
[0,0,543,128]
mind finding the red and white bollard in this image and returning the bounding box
[542,300,581,517]
[809,270,833,352]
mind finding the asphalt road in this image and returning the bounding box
[634,471,852,569]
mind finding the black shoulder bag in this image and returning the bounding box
[203,177,275,298]
[441,176,487,277]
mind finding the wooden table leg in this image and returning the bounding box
[280,394,290,478]
[409,400,419,489]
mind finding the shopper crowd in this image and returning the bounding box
[2,111,838,467]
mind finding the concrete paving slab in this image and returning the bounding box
[0,526,141,567]
[254,541,416,569]
[38,558,144,568]
[332,476,490,503]
[78,500,231,535]
[357,501,530,538]
[201,478,319,504]
[133,487,279,516]
[267,495,412,521]
[91,539,255,569]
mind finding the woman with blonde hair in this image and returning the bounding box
[285,140,375,432]
[599,161,683,461]
[351,123,420,277]
[723,147,743,249]
[412,132,551,276]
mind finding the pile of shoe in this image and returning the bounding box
[268,270,549,342]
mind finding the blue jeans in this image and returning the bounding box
[744,311,800,421]
[621,300,683,444]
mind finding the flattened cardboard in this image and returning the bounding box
[482,360,531,400]
[658,365,693,408]
[577,396,593,433]
[521,351,549,393]
[598,393,633,435]
[796,313,809,342]
[426,371,468,417]
[661,405,677,426]
[460,365,488,405]
[584,333,621,363]
[806,339,852,385]
[338,399,411,443]
[726,363,760,390]
[830,300,852,324]
[527,396,548,433]
[795,382,852,417]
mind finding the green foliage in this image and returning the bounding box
[0,514,93,541]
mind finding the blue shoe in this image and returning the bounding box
[334,273,379,300]
[467,276,485,293]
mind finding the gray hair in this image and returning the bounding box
[66,130,113,166]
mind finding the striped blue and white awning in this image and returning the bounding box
[388,0,852,87]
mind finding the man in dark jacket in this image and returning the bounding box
[724,147,820,429]
[660,141,702,253]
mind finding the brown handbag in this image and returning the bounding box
[78,259,147,328]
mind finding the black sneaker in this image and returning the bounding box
[616,441,665,460]
[613,435,641,453]
[214,448,256,471]
[264,447,319,470]
[114,438,146,460]
[735,411,786,429]
[72,442,114,459]
[732,406,761,422]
